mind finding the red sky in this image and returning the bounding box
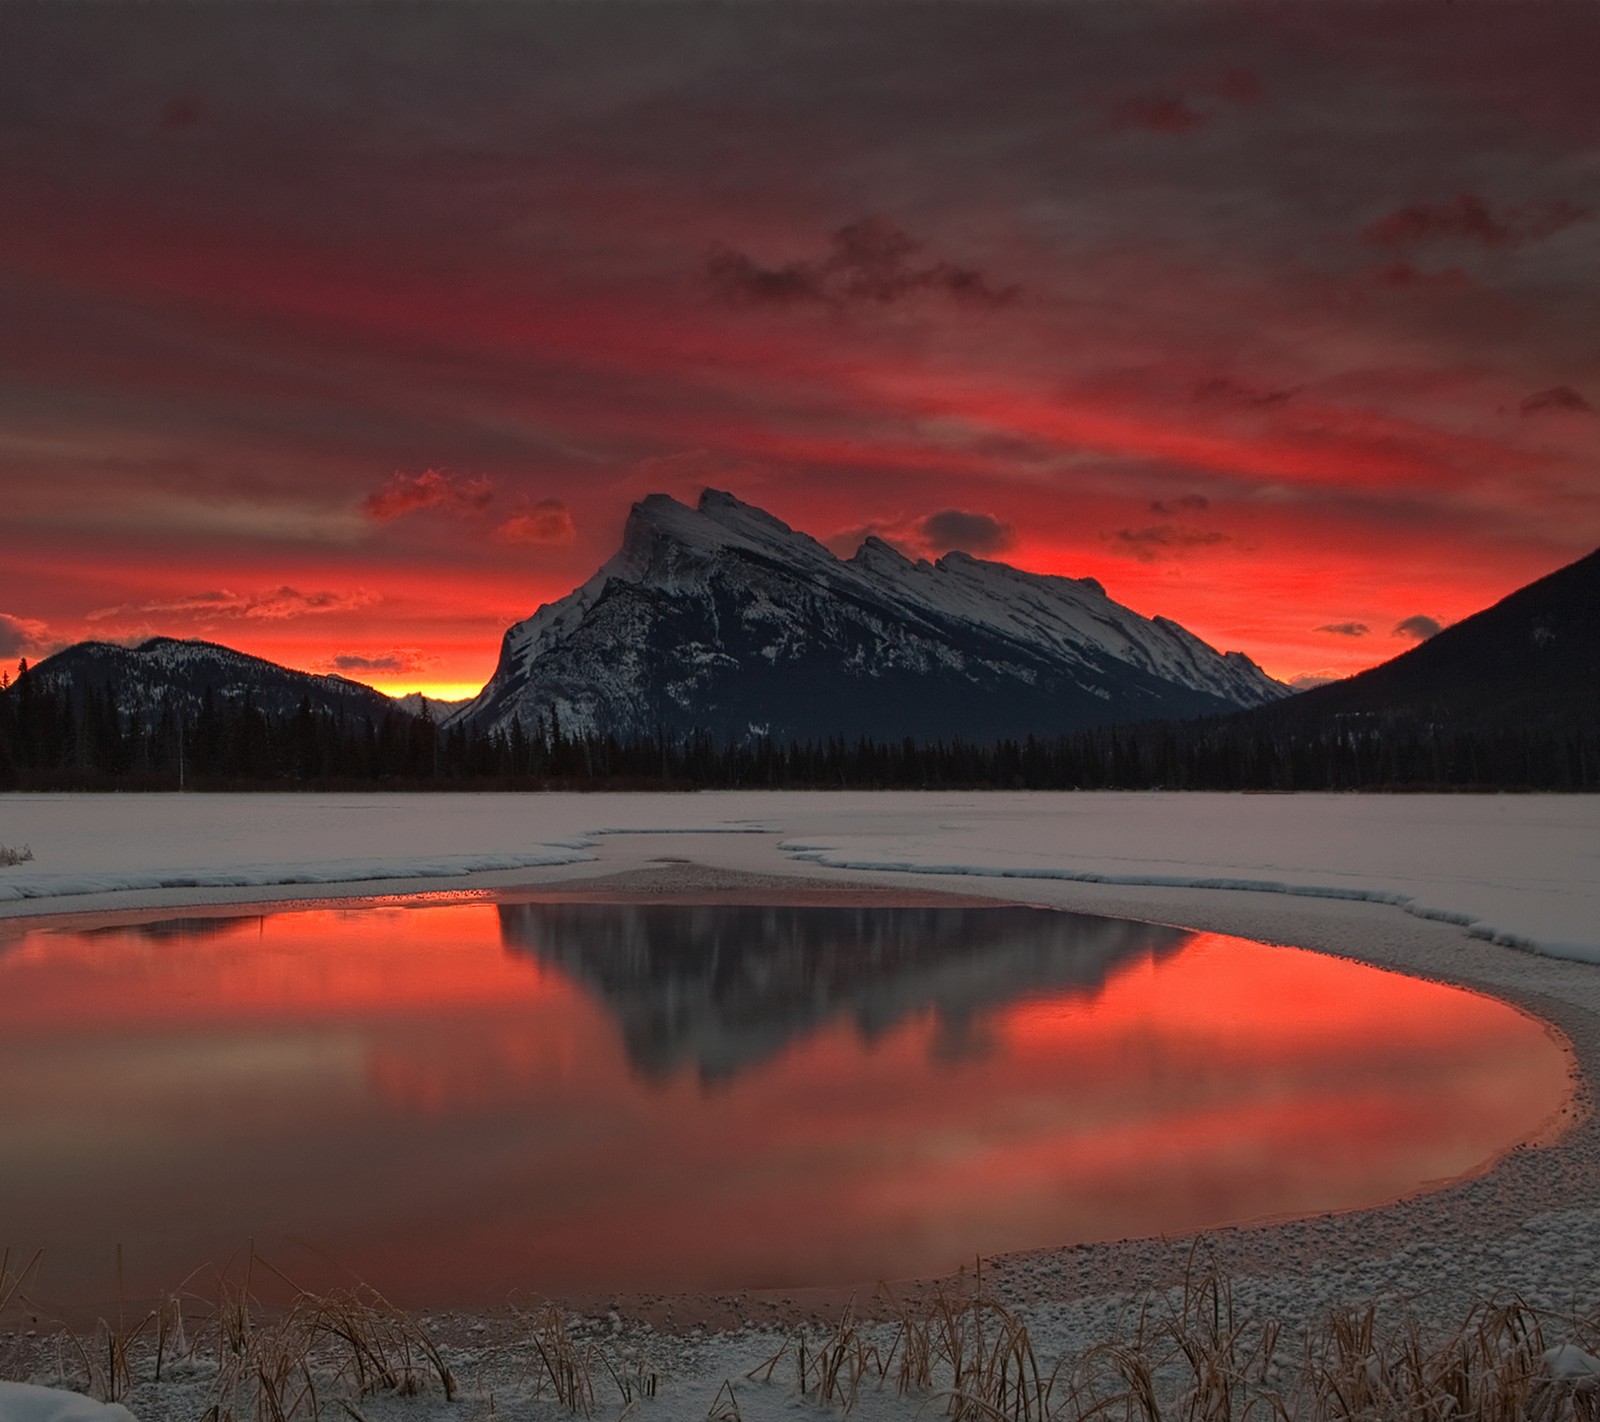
[2,4,1597,697]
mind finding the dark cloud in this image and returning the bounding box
[1316,621,1370,637]
[363,469,494,521]
[708,218,1019,310]
[1363,194,1591,250]
[1520,386,1592,416]
[1150,494,1210,515]
[1394,614,1443,641]
[495,499,577,546]
[1107,525,1229,562]
[0,612,50,659]
[86,587,378,623]
[328,650,427,674]
[919,509,1015,556]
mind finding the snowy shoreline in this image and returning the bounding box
[4,790,1600,1421]
[3,791,1596,963]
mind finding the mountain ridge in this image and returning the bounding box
[15,636,400,728]
[449,488,1287,742]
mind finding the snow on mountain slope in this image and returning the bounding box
[844,537,1280,709]
[450,490,1286,742]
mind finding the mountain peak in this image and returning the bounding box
[612,488,837,582]
[453,488,1286,741]
[850,535,920,576]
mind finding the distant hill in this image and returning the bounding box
[14,637,401,727]
[1259,548,1600,735]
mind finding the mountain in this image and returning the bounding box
[497,901,1187,1084]
[16,637,401,728]
[450,489,1286,743]
[1252,547,1600,735]
[391,691,469,722]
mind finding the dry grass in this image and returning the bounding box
[3,1250,460,1421]
[740,1258,1600,1422]
[0,1248,44,1314]
[0,842,33,867]
[8,1248,1600,1422]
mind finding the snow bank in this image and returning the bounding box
[0,1382,137,1422]
[771,792,1600,962]
[0,850,588,904]
[0,791,1595,962]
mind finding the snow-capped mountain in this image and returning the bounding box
[391,691,469,722]
[450,489,1287,742]
[20,637,400,727]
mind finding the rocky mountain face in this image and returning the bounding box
[450,489,1286,743]
[18,637,400,728]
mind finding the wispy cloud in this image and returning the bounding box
[87,587,379,623]
[1520,386,1592,417]
[363,469,494,521]
[494,499,577,546]
[1106,524,1229,563]
[1150,493,1211,515]
[1316,621,1370,637]
[1192,379,1297,410]
[1363,194,1590,251]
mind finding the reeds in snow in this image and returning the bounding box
[8,1247,1600,1422]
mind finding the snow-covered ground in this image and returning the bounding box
[2,791,1596,961]
[3,790,1600,1422]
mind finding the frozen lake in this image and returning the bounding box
[0,895,1569,1317]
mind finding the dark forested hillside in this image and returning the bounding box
[1258,547,1600,736]
[2,656,1594,792]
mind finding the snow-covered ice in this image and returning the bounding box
[2,791,1595,962]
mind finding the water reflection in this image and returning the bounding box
[82,915,266,943]
[0,898,1571,1317]
[498,903,1186,1082]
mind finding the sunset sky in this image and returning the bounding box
[2,4,1597,698]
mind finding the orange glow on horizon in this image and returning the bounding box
[364,680,483,703]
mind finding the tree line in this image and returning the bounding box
[1,659,1595,792]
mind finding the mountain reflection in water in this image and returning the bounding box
[497,903,1187,1084]
[0,896,1572,1316]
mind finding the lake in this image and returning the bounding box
[0,896,1570,1317]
